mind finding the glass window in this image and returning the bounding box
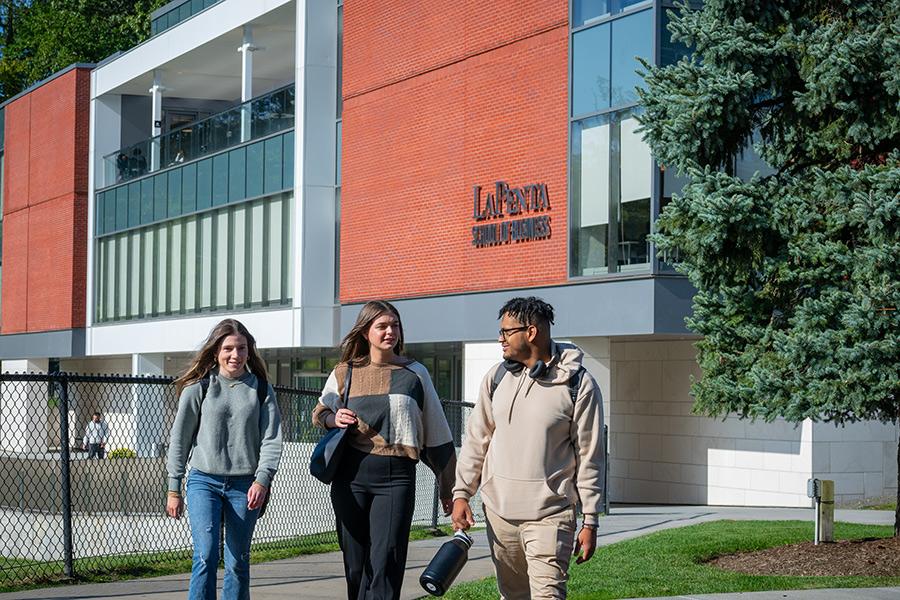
[570,110,651,276]
[115,187,128,231]
[264,136,283,194]
[572,8,652,116]
[572,24,610,116]
[178,162,195,214]
[196,158,212,209]
[337,4,343,118]
[184,217,197,311]
[661,9,692,66]
[228,147,246,203]
[128,182,141,228]
[191,0,203,13]
[250,201,265,303]
[212,153,229,205]
[571,115,610,275]
[573,0,651,28]
[167,169,182,218]
[140,179,154,224]
[246,141,264,198]
[610,9,653,106]
[214,211,228,308]
[153,173,168,221]
[283,131,294,190]
[233,204,247,306]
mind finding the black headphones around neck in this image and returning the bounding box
[502,358,550,379]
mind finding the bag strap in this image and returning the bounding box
[342,364,353,408]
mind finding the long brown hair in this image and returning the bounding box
[174,319,269,394]
[340,300,404,366]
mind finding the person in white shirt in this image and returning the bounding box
[83,412,109,459]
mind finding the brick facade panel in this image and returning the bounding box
[344,0,567,98]
[1,67,91,334]
[341,20,568,303]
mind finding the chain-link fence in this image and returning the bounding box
[0,373,476,589]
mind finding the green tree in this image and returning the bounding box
[0,0,167,101]
[638,1,900,532]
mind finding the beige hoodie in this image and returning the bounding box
[453,342,605,524]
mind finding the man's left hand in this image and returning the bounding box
[247,482,268,510]
[573,526,597,564]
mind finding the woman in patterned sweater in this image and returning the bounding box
[313,300,457,600]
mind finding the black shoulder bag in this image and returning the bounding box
[309,364,353,484]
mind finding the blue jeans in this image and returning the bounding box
[186,471,259,600]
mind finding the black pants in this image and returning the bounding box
[87,443,105,459]
[331,447,416,600]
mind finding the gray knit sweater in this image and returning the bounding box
[166,370,283,494]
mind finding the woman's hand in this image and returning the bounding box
[247,482,268,510]
[166,495,184,519]
[330,408,358,429]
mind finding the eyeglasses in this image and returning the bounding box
[498,326,528,341]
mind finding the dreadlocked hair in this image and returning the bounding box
[498,296,555,328]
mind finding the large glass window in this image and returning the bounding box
[572,8,652,116]
[571,110,651,275]
[574,0,651,28]
[94,193,293,323]
[570,7,653,277]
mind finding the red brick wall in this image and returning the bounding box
[341,0,569,303]
[2,67,92,333]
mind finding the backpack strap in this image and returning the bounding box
[490,362,585,404]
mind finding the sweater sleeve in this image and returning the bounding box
[452,366,498,501]
[255,383,283,488]
[571,372,605,525]
[412,362,457,500]
[311,367,343,429]
[166,383,203,494]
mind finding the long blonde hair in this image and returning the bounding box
[174,319,269,395]
[340,300,404,366]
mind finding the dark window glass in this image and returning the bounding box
[140,178,154,223]
[570,115,610,275]
[191,0,203,13]
[168,168,183,217]
[95,193,105,235]
[128,182,141,227]
[115,186,128,230]
[661,9,692,65]
[196,158,212,209]
[246,141,264,197]
[572,24,611,115]
[182,162,197,213]
[178,3,191,22]
[282,131,294,190]
[212,153,228,205]
[610,9,653,106]
[151,18,160,36]
[228,147,246,203]
[574,0,651,27]
[264,136,283,194]
[153,173,167,221]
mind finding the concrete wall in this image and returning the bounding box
[607,339,815,507]
[813,421,899,505]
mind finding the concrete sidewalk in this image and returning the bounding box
[1,505,895,600]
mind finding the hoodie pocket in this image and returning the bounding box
[481,473,571,520]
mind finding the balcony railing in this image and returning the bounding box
[150,0,222,37]
[102,84,294,188]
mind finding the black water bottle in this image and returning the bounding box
[419,530,473,596]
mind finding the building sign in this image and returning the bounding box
[471,181,551,247]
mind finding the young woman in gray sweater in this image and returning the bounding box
[165,319,283,600]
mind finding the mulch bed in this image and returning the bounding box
[707,536,900,577]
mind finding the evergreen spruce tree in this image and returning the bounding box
[638,1,900,532]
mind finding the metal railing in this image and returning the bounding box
[0,372,477,589]
[101,84,295,188]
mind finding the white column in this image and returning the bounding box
[238,25,258,142]
[149,71,165,171]
[132,353,165,457]
[0,359,50,456]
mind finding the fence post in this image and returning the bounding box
[57,379,75,579]
[430,478,440,533]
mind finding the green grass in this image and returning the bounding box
[859,501,897,511]
[444,520,900,600]
[0,525,452,593]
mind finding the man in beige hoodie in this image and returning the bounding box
[451,296,605,599]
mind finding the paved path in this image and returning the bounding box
[2,505,895,600]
